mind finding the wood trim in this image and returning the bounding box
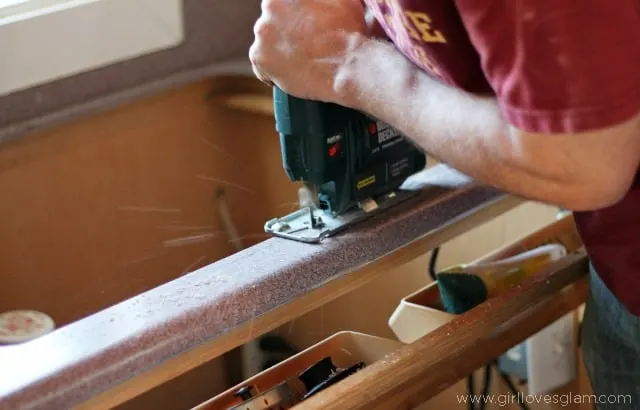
[73,196,524,410]
[295,250,589,409]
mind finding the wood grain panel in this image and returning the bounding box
[0,78,291,326]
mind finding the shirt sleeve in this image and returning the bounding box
[453,0,640,134]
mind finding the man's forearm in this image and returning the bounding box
[332,37,625,210]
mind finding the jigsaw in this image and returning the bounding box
[264,86,426,243]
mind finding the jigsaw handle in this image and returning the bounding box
[272,86,329,184]
[272,86,293,136]
[273,86,299,182]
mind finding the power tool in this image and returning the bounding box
[264,87,427,243]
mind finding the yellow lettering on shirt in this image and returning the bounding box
[370,3,447,78]
[398,10,421,41]
[404,11,447,43]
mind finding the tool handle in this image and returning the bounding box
[272,86,293,136]
[272,86,329,183]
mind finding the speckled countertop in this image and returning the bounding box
[0,166,513,410]
[0,0,261,144]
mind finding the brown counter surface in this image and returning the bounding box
[0,167,517,410]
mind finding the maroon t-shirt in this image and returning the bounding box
[365,0,640,315]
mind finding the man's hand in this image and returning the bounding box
[249,0,369,103]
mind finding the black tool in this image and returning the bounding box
[264,87,426,243]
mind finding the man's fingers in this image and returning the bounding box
[250,11,277,85]
[253,13,277,41]
[261,0,286,16]
[249,44,271,85]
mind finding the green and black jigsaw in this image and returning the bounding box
[264,87,427,243]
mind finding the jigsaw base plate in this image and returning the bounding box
[264,189,418,243]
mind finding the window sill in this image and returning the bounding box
[0,0,185,97]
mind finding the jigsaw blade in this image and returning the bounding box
[298,183,319,209]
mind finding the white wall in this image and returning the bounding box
[0,0,185,96]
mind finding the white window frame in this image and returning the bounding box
[0,0,185,97]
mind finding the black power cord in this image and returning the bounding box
[467,373,476,410]
[476,361,529,410]
[492,360,530,410]
[428,248,529,410]
[428,246,440,281]
[478,364,492,410]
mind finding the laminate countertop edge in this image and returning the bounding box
[0,166,517,410]
[0,58,255,146]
